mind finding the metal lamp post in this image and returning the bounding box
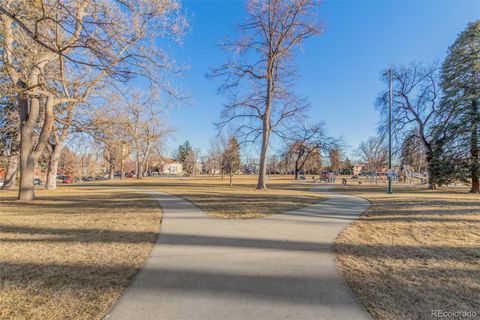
[387,69,393,194]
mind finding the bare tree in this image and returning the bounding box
[212,0,321,189]
[377,63,447,188]
[0,0,186,200]
[204,139,223,176]
[0,98,19,189]
[267,154,279,174]
[356,136,388,173]
[122,93,171,180]
[283,123,332,179]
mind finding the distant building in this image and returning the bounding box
[161,159,183,175]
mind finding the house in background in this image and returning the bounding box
[161,159,183,175]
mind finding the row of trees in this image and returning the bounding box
[0,0,187,200]
[375,21,480,192]
[176,137,241,186]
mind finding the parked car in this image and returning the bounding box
[34,178,42,185]
[84,176,95,182]
[63,177,74,184]
[95,175,107,181]
[0,181,4,187]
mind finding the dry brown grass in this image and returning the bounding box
[0,175,324,319]
[88,175,326,218]
[0,187,161,320]
[332,183,480,320]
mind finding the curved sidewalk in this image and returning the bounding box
[105,186,372,320]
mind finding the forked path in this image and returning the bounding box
[106,186,372,320]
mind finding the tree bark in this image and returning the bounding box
[229,170,233,186]
[257,75,273,190]
[45,143,62,190]
[470,99,479,193]
[109,161,115,180]
[257,125,270,189]
[425,150,436,189]
[136,159,143,179]
[2,147,19,190]
[18,97,38,201]
[120,158,124,179]
[294,159,300,180]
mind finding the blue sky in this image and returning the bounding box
[163,0,480,158]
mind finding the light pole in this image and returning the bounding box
[387,69,393,194]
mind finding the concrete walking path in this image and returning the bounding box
[106,186,372,320]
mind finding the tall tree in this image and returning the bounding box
[221,137,241,186]
[440,21,480,193]
[122,93,170,180]
[212,0,321,190]
[0,0,186,200]
[377,63,443,188]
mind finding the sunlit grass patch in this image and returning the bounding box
[332,185,480,320]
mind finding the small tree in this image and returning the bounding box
[329,146,342,172]
[176,141,195,176]
[221,137,241,186]
[283,123,332,179]
[356,136,388,173]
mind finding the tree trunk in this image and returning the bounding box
[229,170,233,186]
[45,143,62,190]
[257,69,273,190]
[425,150,436,190]
[136,161,143,179]
[109,161,115,180]
[18,91,55,201]
[2,150,19,190]
[470,99,479,193]
[18,98,37,201]
[257,127,270,189]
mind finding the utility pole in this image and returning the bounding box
[388,69,393,194]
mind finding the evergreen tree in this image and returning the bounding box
[176,141,195,176]
[440,21,480,192]
[221,137,241,186]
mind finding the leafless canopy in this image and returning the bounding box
[283,122,333,179]
[210,0,322,189]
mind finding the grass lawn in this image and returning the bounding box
[87,175,326,218]
[331,183,480,320]
[0,187,161,320]
[0,175,324,319]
